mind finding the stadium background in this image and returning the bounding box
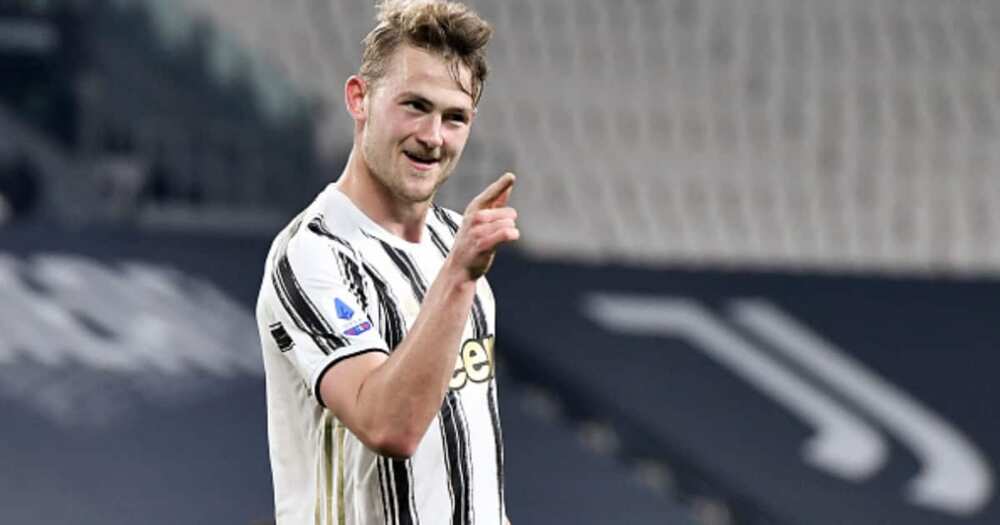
[2,0,999,523]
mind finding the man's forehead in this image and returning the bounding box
[382,45,475,109]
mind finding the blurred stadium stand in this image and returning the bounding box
[0,0,323,229]
[2,0,1000,524]
[163,0,1000,275]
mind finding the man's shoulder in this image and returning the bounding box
[263,203,348,268]
[274,189,364,251]
[278,213,367,274]
[260,211,361,300]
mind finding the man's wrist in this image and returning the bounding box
[441,258,481,291]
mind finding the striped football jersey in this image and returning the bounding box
[256,184,505,525]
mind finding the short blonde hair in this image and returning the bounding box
[360,0,494,105]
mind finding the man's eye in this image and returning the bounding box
[447,114,468,124]
[405,101,427,111]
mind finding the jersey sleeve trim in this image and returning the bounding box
[311,346,390,407]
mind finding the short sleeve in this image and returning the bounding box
[265,230,389,405]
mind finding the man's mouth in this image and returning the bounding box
[404,151,440,170]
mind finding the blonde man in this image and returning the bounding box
[256,1,517,523]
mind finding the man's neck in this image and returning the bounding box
[336,149,430,244]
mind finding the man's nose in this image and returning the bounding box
[416,114,444,149]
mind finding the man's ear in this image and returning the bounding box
[345,75,369,121]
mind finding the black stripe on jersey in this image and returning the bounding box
[362,261,406,350]
[270,219,349,355]
[376,239,427,302]
[376,238,474,525]
[442,393,474,525]
[324,415,335,525]
[487,383,505,519]
[427,224,451,257]
[337,252,369,312]
[470,298,488,340]
[392,458,418,525]
[274,251,349,351]
[429,222,505,522]
[433,205,461,236]
[377,456,418,525]
[309,215,356,252]
[438,418,457,517]
[308,216,372,315]
[377,459,395,525]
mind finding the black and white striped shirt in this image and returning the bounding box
[256,184,505,525]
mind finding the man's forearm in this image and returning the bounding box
[323,173,518,458]
[353,262,478,456]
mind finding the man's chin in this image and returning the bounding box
[394,181,437,204]
[400,172,446,201]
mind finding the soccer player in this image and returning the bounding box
[255,1,517,523]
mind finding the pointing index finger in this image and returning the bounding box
[470,172,516,212]
[491,174,515,209]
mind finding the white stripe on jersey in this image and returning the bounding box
[256,184,505,525]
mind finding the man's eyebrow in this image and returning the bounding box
[398,92,472,114]
[398,92,431,104]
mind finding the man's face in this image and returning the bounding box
[361,45,475,204]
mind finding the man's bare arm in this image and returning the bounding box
[318,173,518,458]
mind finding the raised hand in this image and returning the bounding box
[448,172,519,280]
